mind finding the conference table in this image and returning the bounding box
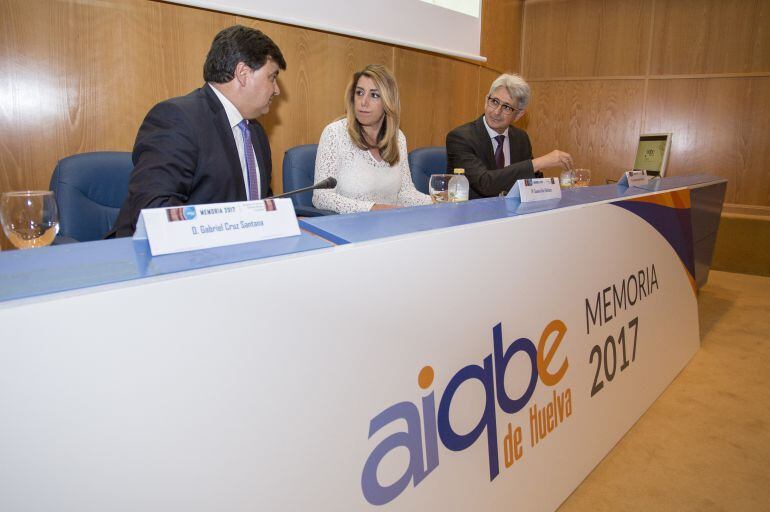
[0,175,725,511]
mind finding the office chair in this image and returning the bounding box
[282,144,335,217]
[408,146,447,194]
[49,151,133,242]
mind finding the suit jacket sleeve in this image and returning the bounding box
[446,125,535,197]
[119,101,199,235]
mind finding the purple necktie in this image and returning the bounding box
[494,135,506,169]
[237,119,260,200]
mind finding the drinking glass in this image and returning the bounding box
[559,169,575,188]
[428,174,453,203]
[0,191,60,249]
[573,168,591,187]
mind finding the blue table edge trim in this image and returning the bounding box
[299,219,351,245]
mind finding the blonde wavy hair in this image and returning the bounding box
[344,64,401,166]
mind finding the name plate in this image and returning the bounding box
[619,170,652,187]
[134,198,300,256]
[507,177,562,202]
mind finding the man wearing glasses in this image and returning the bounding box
[446,73,573,198]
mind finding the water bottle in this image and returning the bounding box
[448,168,469,202]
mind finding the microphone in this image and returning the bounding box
[268,177,337,199]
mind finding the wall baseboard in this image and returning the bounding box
[722,203,770,220]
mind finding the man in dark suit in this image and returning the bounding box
[446,73,573,198]
[111,25,286,237]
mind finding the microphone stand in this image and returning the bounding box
[266,178,337,200]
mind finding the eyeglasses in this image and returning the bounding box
[487,96,522,115]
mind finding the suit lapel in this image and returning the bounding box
[474,116,497,169]
[203,85,247,201]
[507,126,516,162]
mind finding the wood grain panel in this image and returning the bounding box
[522,0,653,79]
[481,0,523,73]
[135,2,235,106]
[525,79,646,184]
[395,48,480,149]
[0,0,233,193]
[650,0,770,75]
[478,66,503,111]
[236,18,394,193]
[644,77,770,206]
[0,0,132,193]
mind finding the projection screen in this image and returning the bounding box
[169,0,485,61]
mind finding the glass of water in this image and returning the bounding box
[0,191,60,249]
[573,168,591,187]
[428,174,453,203]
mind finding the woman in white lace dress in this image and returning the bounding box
[312,64,431,214]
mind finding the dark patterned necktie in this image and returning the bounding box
[494,135,506,169]
[237,119,260,200]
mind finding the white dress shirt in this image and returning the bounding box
[208,83,261,200]
[482,116,510,167]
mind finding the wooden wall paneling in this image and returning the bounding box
[481,0,523,73]
[0,0,49,194]
[138,2,235,109]
[650,0,770,75]
[237,18,394,193]
[101,1,234,151]
[0,0,233,196]
[526,79,646,184]
[521,0,653,79]
[0,0,234,248]
[518,0,770,211]
[478,66,503,110]
[0,0,133,194]
[395,48,480,149]
[643,77,770,206]
[116,1,234,171]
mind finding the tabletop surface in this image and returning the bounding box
[0,233,333,304]
[0,174,724,304]
[300,174,725,244]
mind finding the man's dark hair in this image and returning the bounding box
[203,25,286,83]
